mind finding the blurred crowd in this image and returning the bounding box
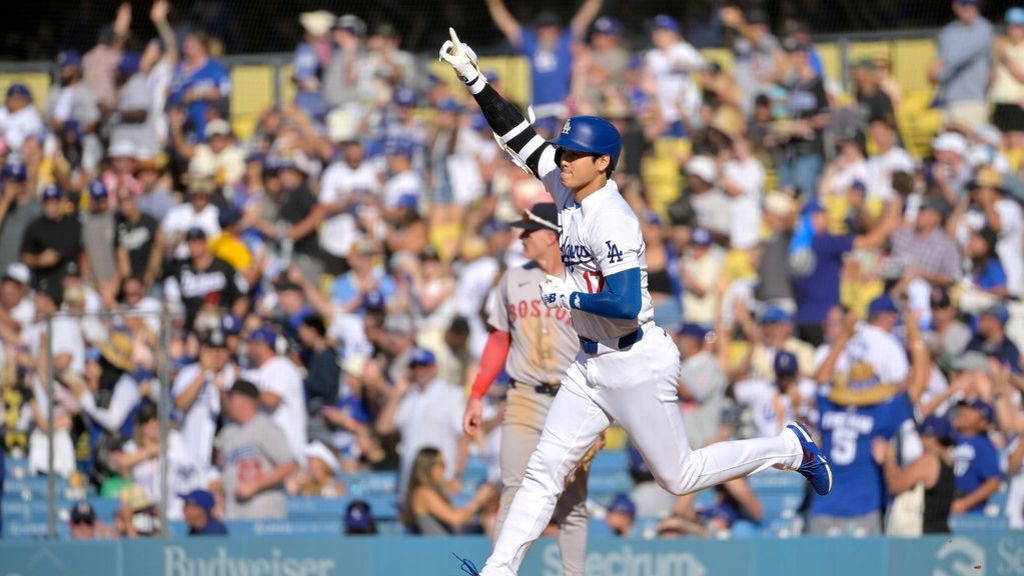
[1,0,1024,540]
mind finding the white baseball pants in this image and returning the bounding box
[479,325,804,576]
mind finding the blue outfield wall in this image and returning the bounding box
[2,535,1024,576]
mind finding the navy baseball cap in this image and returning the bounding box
[867,294,899,318]
[229,379,260,399]
[982,304,1010,326]
[363,290,386,311]
[677,323,708,340]
[958,399,994,422]
[87,179,108,201]
[41,185,62,201]
[652,14,681,32]
[344,500,377,534]
[179,489,215,511]
[185,226,207,241]
[6,84,32,100]
[593,16,623,36]
[384,138,415,159]
[396,194,419,210]
[60,119,82,138]
[761,305,793,324]
[510,202,560,233]
[1,162,27,182]
[690,227,712,247]
[247,325,278,347]
[70,501,96,524]
[607,493,636,517]
[333,14,366,35]
[409,347,436,367]
[393,88,417,107]
[118,52,141,75]
[221,315,242,335]
[918,415,953,444]
[202,329,227,348]
[218,205,242,229]
[436,98,463,113]
[245,151,267,165]
[801,198,826,216]
[57,50,83,68]
[773,350,799,379]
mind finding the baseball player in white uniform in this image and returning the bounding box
[463,202,588,575]
[441,30,833,576]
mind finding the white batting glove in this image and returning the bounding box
[540,275,571,311]
[439,28,482,85]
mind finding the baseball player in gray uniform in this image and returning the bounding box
[463,202,588,576]
[441,29,833,576]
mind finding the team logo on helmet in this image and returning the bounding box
[561,119,572,135]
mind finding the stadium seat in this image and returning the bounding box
[588,450,627,474]
[0,73,52,107]
[229,65,275,140]
[341,471,400,497]
[950,513,1008,534]
[891,39,936,93]
[286,494,399,521]
[586,471,633,499]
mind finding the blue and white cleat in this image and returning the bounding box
[787,421,833,496]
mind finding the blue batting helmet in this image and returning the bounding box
[548,116,622,169]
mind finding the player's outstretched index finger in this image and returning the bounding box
[448,27,463,56]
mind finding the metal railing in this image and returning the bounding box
[20,308,178,539]
[0,25,959,109]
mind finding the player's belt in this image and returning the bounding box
[510,380,560,396]
[578,328,644,355]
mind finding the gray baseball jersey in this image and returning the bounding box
[487,261,578,386]
[214,413,295,519]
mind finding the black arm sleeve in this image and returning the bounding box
[471,84,551,175]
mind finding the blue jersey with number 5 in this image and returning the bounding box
[811,392,913,517]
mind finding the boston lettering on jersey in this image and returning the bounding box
[508,299,573,324]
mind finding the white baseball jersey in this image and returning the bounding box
[535,146,654,342]
[816,323,910,391]
[242,356,308,461]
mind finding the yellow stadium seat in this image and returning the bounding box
[230,66,274,118]
[230,65,275,140]
[700,48,734,71]
[231,116,259,141]
[277,64,296,105]
[897,89,943,159]
[815,43,842,82]
[641,138,691,215]
[822,194,850,234]
[848,42,892,67]
[893,39,937,93]
[0,73,52,108]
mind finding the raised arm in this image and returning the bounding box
[150,0,178,69]
[852,196,901,250]
[873,437,937,495]
[570,0,604,38]
[814,311,857,385]
[485,0,522,47]
[440,30,557,179]
[904,311,931,406]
